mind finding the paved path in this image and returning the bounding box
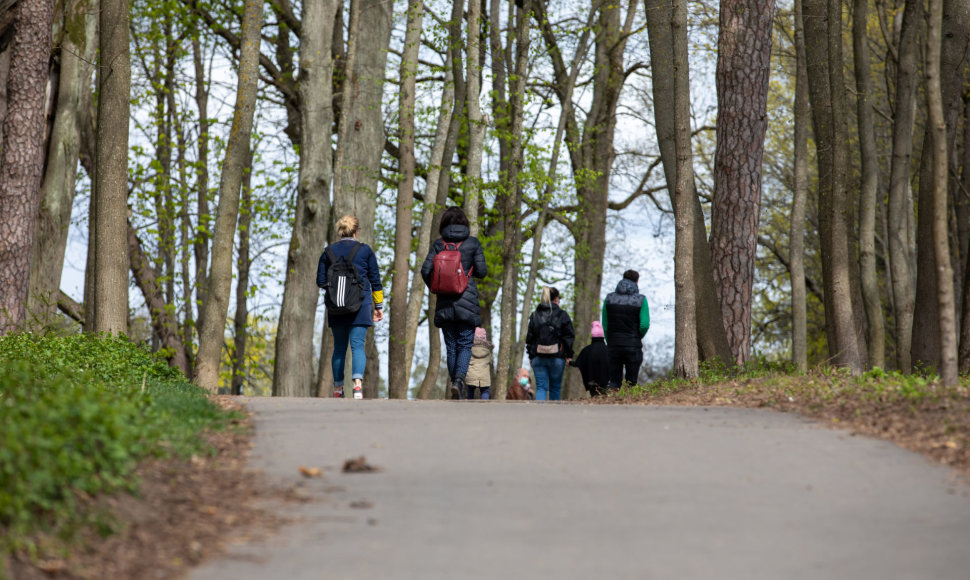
[187,399,970,580]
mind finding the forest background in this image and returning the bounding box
[0,0,968,399]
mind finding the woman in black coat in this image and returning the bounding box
[421,207,488,399]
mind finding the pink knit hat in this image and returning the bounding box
[475,327,488,341]
[591,321,604,338]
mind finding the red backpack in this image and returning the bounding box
[431,241,473,295]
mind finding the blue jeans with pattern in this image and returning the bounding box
[441,323,475,384]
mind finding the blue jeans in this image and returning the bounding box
[331,324,368,386]
[532,357,565,401]
[441,323,475,382]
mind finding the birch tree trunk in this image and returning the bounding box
[92,0,129,335]
[0,0,53,334]
[644,0,733,365]
[853,0,885,369]
[671,0,697,378]
[886,0,920,372]
[709,0,775,366]
[28,0,97,328]
[924,0,959,386]
[272,0,337,397]
[195,0,263,392]
[387,0,424,399]
[790,0,809,371]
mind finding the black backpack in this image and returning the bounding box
[323,243,365,316]
[534,309,562,355]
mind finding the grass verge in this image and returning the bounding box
[0,333,243,576]
[597,361,970,478]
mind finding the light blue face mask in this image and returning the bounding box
[519,377,529,386]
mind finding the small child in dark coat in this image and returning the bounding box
[570,321,611,397]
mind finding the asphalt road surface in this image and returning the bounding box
[186,398,970,580]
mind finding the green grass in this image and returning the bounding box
[0,333,236,565]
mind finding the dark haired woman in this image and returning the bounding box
[421,207,488,399]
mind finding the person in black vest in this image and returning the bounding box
[526,286,575,401]
[421,207,488,399]
[570,321,610,397]
[316,215,384,399]
[602,270,650,389]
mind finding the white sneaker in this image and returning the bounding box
[353,379,363,400]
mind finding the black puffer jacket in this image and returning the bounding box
[421,224,488,327]
[525,302,575,360]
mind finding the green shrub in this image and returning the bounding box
[0,333,232,556]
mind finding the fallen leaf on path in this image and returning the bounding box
[343,456,380,473]
[349,500,373,509]
[299,466,324,478]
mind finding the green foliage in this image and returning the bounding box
[0,334,232,560]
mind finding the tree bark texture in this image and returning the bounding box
[853,0,885,370]
[416,299,441,399]
[790,0,809,371]
[195,0,263,392]
[911,0,969,372]
[709,0,775,366]
[801,0,863,373]
[643,0,733,366]
[961,101,970,374]
[924,0,959,386]
[0,0,54,334]
[232,152,253,395]
[387,0,424,399]
[886,0,920,372]
[92,0,130,335]
[272,0,337,397]
[28,0,97,329]
[671,0,698,378]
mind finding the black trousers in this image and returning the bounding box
[608,346,643,389]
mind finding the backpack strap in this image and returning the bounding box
[346,242,363,263]
[325,245,338,264]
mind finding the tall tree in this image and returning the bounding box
[911,0,968,371]
[709,0,775,365]
[853,0,885,369]
[670,0,697,378]
[463,0,485,236]
[195,0,263,392]
[0,0,54,334]
[885,0,920,372]
[93,0,130,334]
[27,0,97,328]
[800,0,863,373]
[790,0,809,371]
[923,0,958,386]
[387,0,424,399]
[272,0,338,397]
[231,147,254,395]
[644,0,733,366]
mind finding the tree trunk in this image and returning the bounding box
[463,0,485,236]
[709,0,775,366]
[416,298,441,399]
[853,0,885,370]
[0,0,54,334]
[886,0,920,372]
[911,0,969,372]
[128,220,189,374]
[644,0,732,366]
[272,0,337,397]
[961,100,970,374]
[924,0,959,386]
[27,0,97,329]
[671,0,697,378]
[91,0,130,335]
[195,0,263,392]
[790,0,809,371]
[801,0,863,373]
[387,0,424,399]
[192,36,211,347]
[231,147,254,395]
[492,0,531,400]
